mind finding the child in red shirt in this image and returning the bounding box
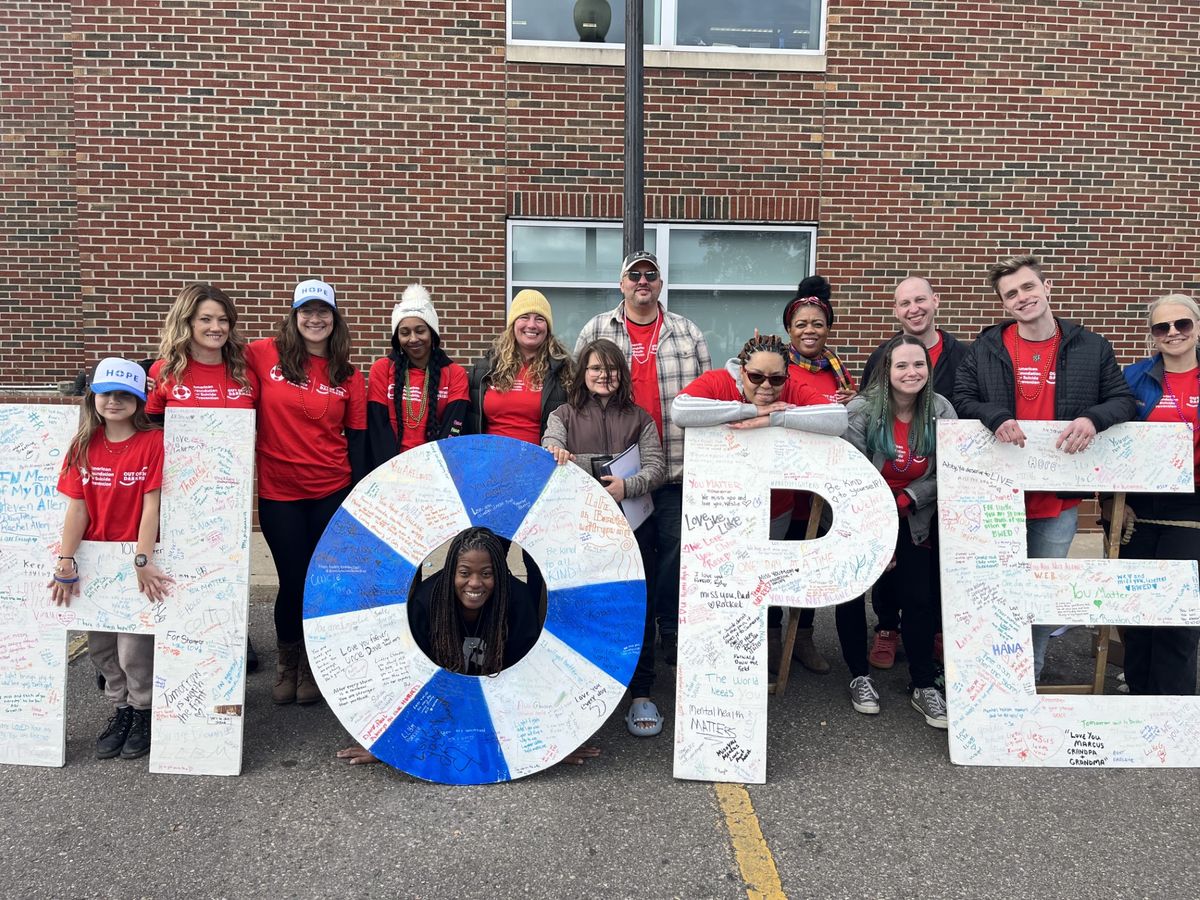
[52,357,172,761]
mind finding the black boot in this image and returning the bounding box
[96,706,134,759]
[120,708,152,759]
[246,637,259,673]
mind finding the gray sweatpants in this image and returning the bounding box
[88,631,154,710]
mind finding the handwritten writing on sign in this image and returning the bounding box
[674,426,897,784]
[0,406,254,776]
[303,435,645,785]
[938,420,1200,768]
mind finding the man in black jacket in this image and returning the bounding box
[861,276,969,669]
[862,276,967,399]
[953,254,1135,680]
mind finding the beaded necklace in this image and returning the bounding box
[1161,367,1199,433]
[402,366,429,429]
[298,368,330,421]
[1014,325,1060,402]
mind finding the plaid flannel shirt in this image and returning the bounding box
[575,302,711,483]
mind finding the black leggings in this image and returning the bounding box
[842,518,938,686]
[1118,517,1200,695]
[259,487,351,644]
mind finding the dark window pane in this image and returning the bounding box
[511,0,659,45]
[676,0,821,50]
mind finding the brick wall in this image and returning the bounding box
[1,1,79,387]
[3,0,1198,392]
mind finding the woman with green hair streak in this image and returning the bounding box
[840,334,956,727]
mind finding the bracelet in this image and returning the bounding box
[52,573,80,585]
[55,556,78,572]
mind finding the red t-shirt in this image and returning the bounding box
[881,418,929,491]
[1003,325,1076,520]
[680,368,825,519]
[626,314,664,439]
[367,358,469,452]
[1147,367,1200,486]
[146,357,258,414]
[787,365,841,404]
[483,365,542,445]
[57,428,165,542]
[927,332,944,372]
[245,338,367,502]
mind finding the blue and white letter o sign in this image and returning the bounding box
[302,435,645,784]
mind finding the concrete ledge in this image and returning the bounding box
[507,43,826,72]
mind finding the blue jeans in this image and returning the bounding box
[1027,506,1079,678]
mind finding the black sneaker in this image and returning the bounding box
[96,706,134,759]
[120,708,152,759]
[246,637,259,673]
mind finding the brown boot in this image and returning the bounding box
[272,641,299,705]
[792,626,830,674]
[295,642,321,705]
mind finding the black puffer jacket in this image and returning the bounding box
[952,317,1135,432]
[862,328,968,399]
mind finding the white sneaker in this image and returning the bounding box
[849,675,880,714]
[911,686,948,729]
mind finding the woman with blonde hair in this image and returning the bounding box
[1106,293,1200,695]
[147,283,260,668]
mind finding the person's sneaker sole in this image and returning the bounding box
[851,700,881,715]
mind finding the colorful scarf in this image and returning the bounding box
[787,346,856,393]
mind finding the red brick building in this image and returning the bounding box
[4,1,1198,392]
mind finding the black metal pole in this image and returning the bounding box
[623,0,644,257]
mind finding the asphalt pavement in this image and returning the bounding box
[1,584,1197,899]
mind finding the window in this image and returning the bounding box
[507,221,815,365]
[507,0,825,69]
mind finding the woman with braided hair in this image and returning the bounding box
[338,527,605,766]
[670,332,848,676]
[366,284,470,469]
[840,333,956,725]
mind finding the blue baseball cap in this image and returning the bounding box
[91,357,147,401]
[293,279,336,309]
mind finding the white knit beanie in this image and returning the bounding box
[391,284,440,337]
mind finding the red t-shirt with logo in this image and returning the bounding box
[881,418,929,491]
[245,338,367,501]
[367,358,469,452]
[58,428,165,542]
[1003,325,1078,520]
[787,365,841,404]
[681,368,825,519]
[626,314,664,439]
[1147,367,1200,486]
[145,358,258,413]
[483,364,542,445]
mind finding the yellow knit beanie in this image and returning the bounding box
[508,289,553,331]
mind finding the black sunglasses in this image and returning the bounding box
[626,270,660,283]
[743,370,788,387]
[1150,318,1195,338]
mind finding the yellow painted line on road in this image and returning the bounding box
[714,783,786,900]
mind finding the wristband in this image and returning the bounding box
[52,573,80,585]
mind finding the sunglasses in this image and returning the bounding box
[743,369,788,387]
[626,270,660,283]
[1150,318,1195,338]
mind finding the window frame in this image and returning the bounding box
[506,219,818,356]
[505,0,828,72]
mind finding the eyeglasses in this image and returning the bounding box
[1150,318,1195,338]
[626,270,659,283]
[586,365,620,375]
[742,369,788,387]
